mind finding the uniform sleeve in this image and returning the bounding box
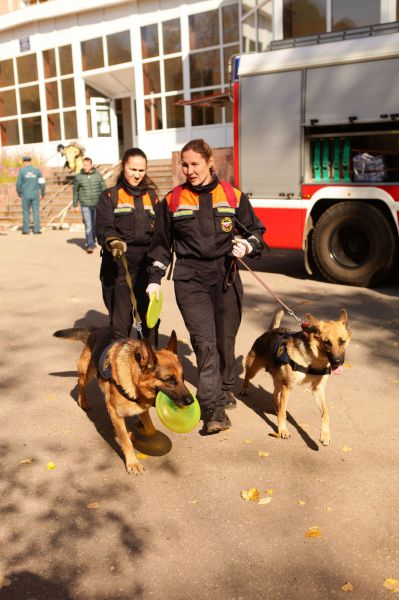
[147,198,173,284]
[236,191,266,258]
[16,171,23,197]
[95,190,120,247]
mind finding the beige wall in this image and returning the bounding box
[0,0,20,15]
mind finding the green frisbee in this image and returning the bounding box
[155,390,201,434]
[146,290,163,329]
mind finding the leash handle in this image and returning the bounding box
[236,257,303,325]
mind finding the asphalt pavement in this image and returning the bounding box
[1,228,398,600]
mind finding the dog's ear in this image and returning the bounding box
[339,309,349,326]
[134,340,157,372]
[305,313,321,335]
[165,330,178,355]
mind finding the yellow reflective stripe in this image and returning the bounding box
[172,209,194,217]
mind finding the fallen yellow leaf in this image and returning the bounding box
[383,578,399,592]
[343,363,352,368]
[86,502,101,509]
[341,446,352,452]
[265,489,274,495]
[0,576,11,589]
[257,451,270,458]
[241,488,260,502]
[46,394,56,400]
[326,506,333,512]
[305,526,322,538]
[298,500,306,506]
[242,439,252,444]
[258,497,272,505]
[341,582,354,592]
[20,458,33,464]
[188,500,198,504]
[269,432,280,438]
[47,462,56,470]
[136,453,148,459]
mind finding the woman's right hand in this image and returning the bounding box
[109,239,127,258]
[146,283,161,300]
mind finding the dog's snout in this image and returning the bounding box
[182,394,194,406]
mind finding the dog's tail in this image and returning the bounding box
[53,327,96,343]
[269,308,284,331]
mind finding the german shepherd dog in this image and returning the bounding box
[240,309,352,445]
[54,326,193,474]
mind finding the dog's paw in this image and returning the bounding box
[126,460,145,475]
[279,427,290,439]
[320,430,330,446]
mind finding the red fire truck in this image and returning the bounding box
[233,28,399,286]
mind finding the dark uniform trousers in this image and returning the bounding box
[174,256,243,409]
[100,245,150,339]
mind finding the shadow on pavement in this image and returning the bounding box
[66,237,87,251]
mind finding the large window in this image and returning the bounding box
[42,45,76,142]
[283,0,327,38]
[141,19,184,130]
[188,4,239,125]
[107,31,131,66]
[81,38,104,71]
[332,0,380,31]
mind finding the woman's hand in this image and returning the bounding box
[231,238,252,258]
[146,283,161,300]
[109,239,127,258]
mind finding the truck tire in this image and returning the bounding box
[311,201,396,286]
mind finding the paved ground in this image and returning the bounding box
[1,228,398,600]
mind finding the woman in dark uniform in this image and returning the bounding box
[96,148,159,339]
[147,139,265,434]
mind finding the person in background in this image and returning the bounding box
[16,156,46,235]
[147,139,265,435]
[57,142,85,174]
[73,157,105,254]
[95,148,159,339]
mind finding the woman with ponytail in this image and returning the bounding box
[96,148,159,339]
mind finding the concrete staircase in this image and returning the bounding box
[0,158,173,230]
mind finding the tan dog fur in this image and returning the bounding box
[241,309,352,445]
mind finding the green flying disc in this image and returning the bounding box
[146,290,163,329]
[155,390,201,434]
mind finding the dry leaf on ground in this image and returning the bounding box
[265,489,274,495]
[243,439,252,444]
[20,458,33,464]
[241,488,260,502]
[298,500,306,506]
[341,582,354,592]
[136,453,148,459]
[383,578,399,592]
[86,502,101,509]
[188,500,198,504]
[258,497,272,505]
[0,576,11,589]
[257,451,270,458]
[341,446,352,452]
[305,526,322,538]
[269,432,280,438]
[47,462,56,470]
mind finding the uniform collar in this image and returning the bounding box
[185,175,219,195]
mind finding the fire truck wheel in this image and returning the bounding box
[312,201,396,287]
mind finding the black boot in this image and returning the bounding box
[224,390,238,410]
[201,405,231,434]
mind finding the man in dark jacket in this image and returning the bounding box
[16,156,46,234]
[73,157,105,253]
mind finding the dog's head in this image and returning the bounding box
[304,309,352,370]
[134,331,193,408]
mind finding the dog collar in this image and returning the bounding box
[274,335,331,376]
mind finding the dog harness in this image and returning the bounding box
[273,332,332,376]
[98,341,139,402]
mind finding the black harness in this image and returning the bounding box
[273,332,331,376]
[98,341,139,403]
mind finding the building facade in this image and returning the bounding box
[0,0,398,164]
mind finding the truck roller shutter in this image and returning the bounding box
[305,58,399,125]
[239,70,302,199]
